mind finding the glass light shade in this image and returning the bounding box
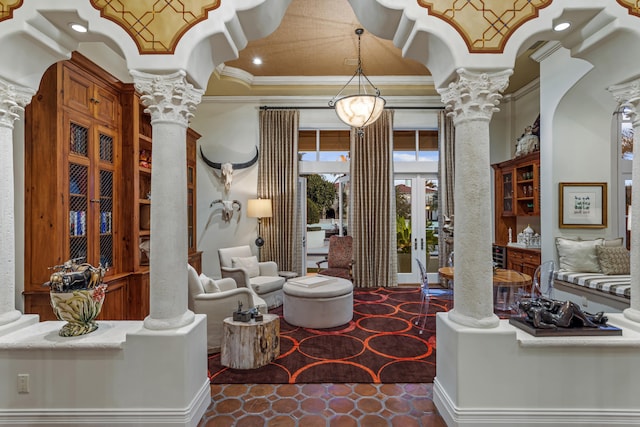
[334,94,386,128]
[247,198,272,218]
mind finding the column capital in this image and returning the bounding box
[130,70,203,127]
[439,68,512,125]
[0,78,35,129]
[609,78,640,126]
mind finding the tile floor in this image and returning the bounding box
[199,383,447,427]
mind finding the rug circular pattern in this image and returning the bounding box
[208,287,453,384]
[292,360,376,383]
[378,360,436,383]
[298,334,365,360]
[353,302,397,316]
[397,301,426,316]
[354,292,388,303]
[366,333,432,359]
[357,315,411,334]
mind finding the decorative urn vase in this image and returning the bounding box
[44,259,107,337]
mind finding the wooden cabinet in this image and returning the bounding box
[506,246,541,277]
[24,53,125,320]
[24,53,201,321]
[492,151,540,245]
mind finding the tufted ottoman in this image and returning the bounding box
[283,278,353,328]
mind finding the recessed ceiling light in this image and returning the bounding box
[554,22,570,32]
[70,23,87,33]
[252,57,263,65]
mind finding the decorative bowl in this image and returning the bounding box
[50,284,107,337]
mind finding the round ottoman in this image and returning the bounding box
[283,278,353,328]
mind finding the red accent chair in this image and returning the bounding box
[316,235,354,281]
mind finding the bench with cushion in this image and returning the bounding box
[552,237,631,312]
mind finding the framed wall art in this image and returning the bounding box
[559,182,607,228]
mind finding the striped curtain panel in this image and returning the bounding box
[438,110,455,270]
[257,109,301,273]
[350,110,396,287]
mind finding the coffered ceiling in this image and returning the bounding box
[205,0,539,98]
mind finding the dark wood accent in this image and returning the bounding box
[509,317,622,337]
[492,151,540,246]
[506,246,541,277]
[24,53,201,321]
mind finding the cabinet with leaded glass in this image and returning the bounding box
[24,53,125,320]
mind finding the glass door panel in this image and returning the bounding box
[396,176,439,284]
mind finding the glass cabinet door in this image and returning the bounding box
[502,171,513,215]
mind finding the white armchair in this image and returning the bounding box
[187,264,267,353]
[218,245,285,308]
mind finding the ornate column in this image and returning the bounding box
[0,79,34,326]
[438,68,511,328]
[131,70,203,330]
[609,79,640,323]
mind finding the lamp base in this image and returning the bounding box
[255,236,265,247]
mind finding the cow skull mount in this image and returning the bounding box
[200,147,259,193]
[210,199,242,222]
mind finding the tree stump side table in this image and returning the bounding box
[220,313,280,369]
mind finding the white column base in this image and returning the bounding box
[448,308,500,328]
[0,314,38,337]
[0,315,209,427]
[623,307,640,323]
[434,312,640,427]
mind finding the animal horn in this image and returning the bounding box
[200,147,259,170]
[201,148,222,170]
[231,147,259,169]
[210,199,223,208]
[233,200,242,212]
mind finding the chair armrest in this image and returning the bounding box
[194,288,267,314]
[220,267,250,287]
[316,259,328,269]
[258,261,278,276]
[216,278,237,292]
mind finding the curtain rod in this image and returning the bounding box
[259,106,443,110]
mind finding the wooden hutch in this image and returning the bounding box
[492,151,541,277]
[24,53,201,321]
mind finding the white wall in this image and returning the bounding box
[189,100,442,277]
[190,101,262,278]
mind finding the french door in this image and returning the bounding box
[395,175,439,284]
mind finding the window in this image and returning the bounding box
[393,130,438,162]
[299,130,350,162]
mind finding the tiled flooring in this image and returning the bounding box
[199,383,446,427]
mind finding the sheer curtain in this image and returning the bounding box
[257,109,301,273]
[350,110,396,287]
[438,110,455,270]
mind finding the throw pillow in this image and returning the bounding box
[199,273,221,293]
[231,256,260,278]
[603,237,624,247]
[596,246,631,275]
[555,237,604,272]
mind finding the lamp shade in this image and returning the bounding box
[334,94,385,128]
[247,198,272,218]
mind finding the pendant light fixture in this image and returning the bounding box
[329,28,385,135]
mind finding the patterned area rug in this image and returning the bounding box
[208,286,453,384]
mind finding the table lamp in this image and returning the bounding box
[247,198,272,248]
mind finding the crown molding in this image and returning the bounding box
[201,95,443,108]
[217,65,434,87]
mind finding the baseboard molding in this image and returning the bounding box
[0,379,210,427]
[434,378,640,427]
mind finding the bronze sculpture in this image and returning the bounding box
[517,297,608,329]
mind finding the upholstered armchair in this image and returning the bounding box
[187,264,267,353]
[316,235,354,281]
[217,245,285,308]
